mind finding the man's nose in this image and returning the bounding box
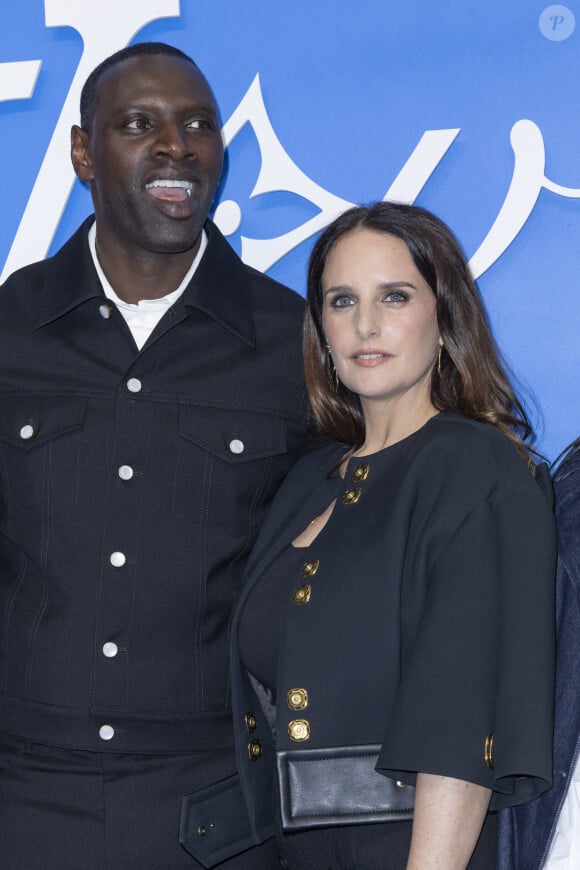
[153,121,194,159]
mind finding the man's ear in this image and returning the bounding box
[71,125,94,182]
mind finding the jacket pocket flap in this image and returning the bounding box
[180,773,271,868]
[179,406,286,464]
[0,396,88,449]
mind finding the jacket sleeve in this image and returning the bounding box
[376,485,556,810]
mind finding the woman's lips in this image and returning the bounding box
[352,352,393,367]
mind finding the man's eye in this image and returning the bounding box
[126,118,151,131]
[186,118,214,131]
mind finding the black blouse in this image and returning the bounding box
[238,545,307,695]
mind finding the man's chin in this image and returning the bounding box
[142,221,205,256]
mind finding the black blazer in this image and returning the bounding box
[181,413,556,868]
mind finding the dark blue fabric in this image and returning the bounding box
[497,442,580,869]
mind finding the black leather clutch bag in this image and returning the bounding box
[276,743,415,830]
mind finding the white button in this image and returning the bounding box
[126,378,142,393]
[102,642,118,658]
[99,724,115,741]
[19,424,35,440]
[99,304,112,319]
[110,551,126,568]
[229,439,245,455]
[118,465,134,481]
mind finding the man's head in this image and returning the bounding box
[71,43,224,258]
[79,43,199,133]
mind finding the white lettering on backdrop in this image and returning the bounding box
[0,0,180,282]
[0,61,42,102]
[1,0,580,283]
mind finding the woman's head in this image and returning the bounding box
[304,201,532,455]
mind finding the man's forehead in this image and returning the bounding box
[95,54,216,111]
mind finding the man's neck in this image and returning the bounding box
[92,226,204,304]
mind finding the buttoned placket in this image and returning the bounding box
[89,301,164,746]
[282,458,371,749]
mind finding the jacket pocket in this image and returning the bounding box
[178,405,287,464]
[174,405,291,554]
[0,395,88,450]
[0,395,88,526]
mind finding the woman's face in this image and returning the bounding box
[321,228,440,419]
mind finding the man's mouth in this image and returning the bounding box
[145,179,193,202]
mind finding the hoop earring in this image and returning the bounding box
[325,344,339,393]
[437,344,443,377]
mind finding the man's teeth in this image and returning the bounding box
[146,179,193,197]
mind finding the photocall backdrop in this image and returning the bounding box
[1,0,579,461]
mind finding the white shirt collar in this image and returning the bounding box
[87,220,208,309]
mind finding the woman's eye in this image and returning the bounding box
[385,291,408,303]
[330,295,354,308]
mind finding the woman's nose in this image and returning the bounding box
[355,304,379,339]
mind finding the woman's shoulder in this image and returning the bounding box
[285,438,345,481]
[417,413,542,498]
[265,438,344,509]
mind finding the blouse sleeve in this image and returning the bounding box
[376,484,556,810]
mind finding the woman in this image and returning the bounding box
[180,203,556,869]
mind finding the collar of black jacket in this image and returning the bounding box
[33,216,256,347]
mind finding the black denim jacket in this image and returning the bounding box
[0,216,308,755]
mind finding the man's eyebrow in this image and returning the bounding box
[115,102,218,113]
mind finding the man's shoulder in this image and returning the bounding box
[243,262,304,315]
[0,254,57,326]
[203,220,304,321]
[0,220,89,299]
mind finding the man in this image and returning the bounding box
[0,43,307,869]
[498,439,580,869]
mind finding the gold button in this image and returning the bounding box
[484,733,494,769]
[288,719,310,742]
[287,688,308,711]
[245,712,257,733]
[248,739,262,760]
[293,584,312,606]
[352,462,370,483]
[395,780,406,789]
[301,559,320,579]
[342,487,362,505]
[197,825,206,837]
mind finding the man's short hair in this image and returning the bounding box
[79,42,200,132]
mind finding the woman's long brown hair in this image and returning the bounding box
[304,202,534,462]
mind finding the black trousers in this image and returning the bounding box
[277,813,497,870]
[0,733,281,870]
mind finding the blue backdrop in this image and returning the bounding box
[1,0,579,460]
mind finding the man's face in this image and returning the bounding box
[72,54,224,256]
